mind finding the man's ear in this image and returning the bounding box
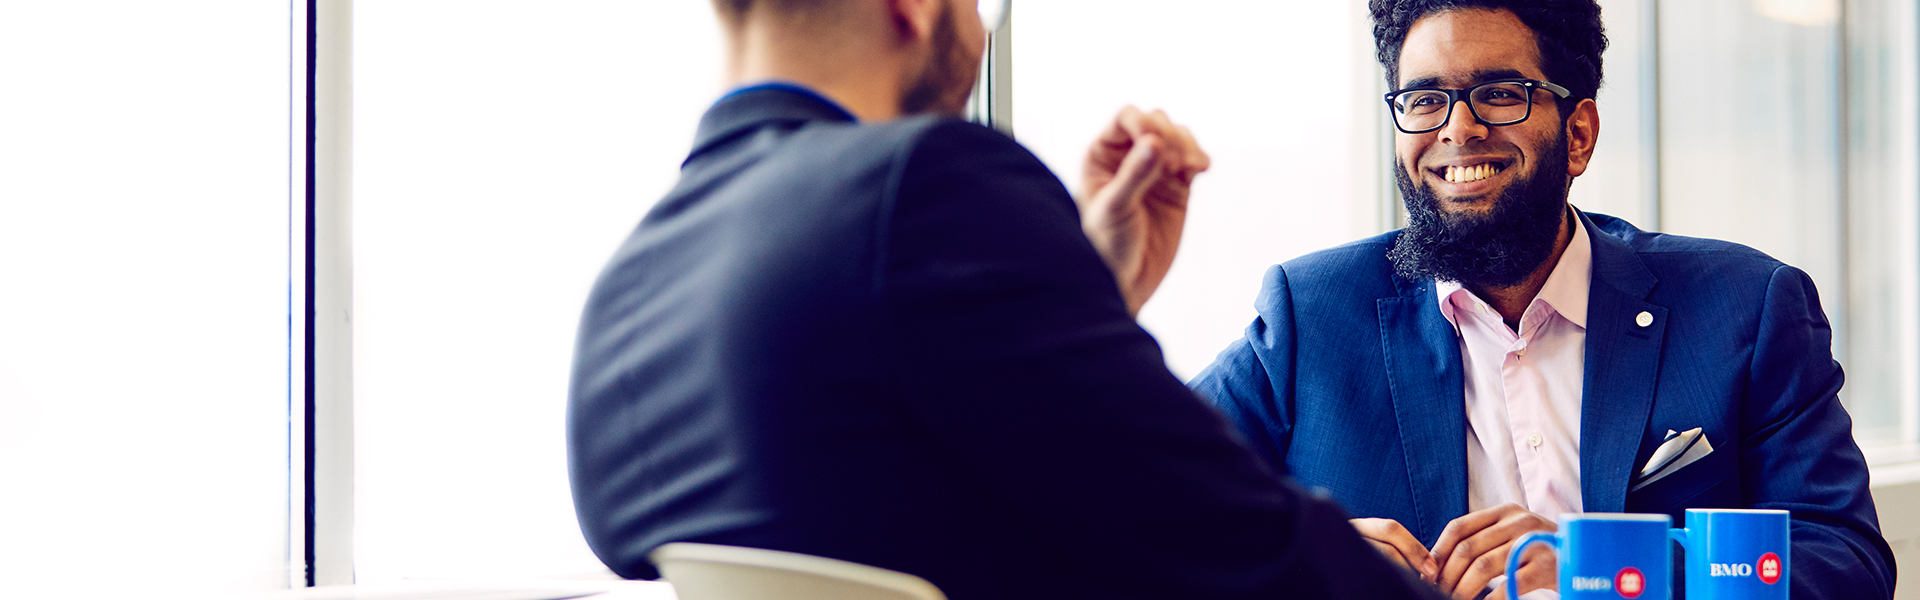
[1565,98,1599,178]
[885,0,940,44]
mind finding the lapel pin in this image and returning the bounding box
[1636,311,1653,328]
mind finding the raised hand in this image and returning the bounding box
[1077,106,1210,315]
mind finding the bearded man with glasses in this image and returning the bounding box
[1190,1,1894,598]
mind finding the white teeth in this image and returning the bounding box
[1444,163,1501,183]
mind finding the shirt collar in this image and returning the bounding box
[1435,207,1594,329]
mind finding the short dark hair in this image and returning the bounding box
[1369,0,1607,104]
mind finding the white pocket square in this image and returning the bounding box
[1630,427,1713,492]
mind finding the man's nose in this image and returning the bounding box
[1436,99,1488,145]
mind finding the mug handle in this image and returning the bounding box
[1669,527,1690,550]
[1507,531,1561,600]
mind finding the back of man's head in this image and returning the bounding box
[1369,0,1608,104]
[711,0,840,27]
[703,0,983,121]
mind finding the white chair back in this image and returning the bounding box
[650,543,946,600]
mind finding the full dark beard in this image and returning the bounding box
[1386,134,1572,288]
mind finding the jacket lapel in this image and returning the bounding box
[1378,275,1468,542]
[1577,211,1668,512]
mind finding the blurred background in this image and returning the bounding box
[0,0,1915,596]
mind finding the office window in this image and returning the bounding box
[352,0,723,581]
[1657,0,1919,454]
[1839,0,1920,453]
[0,1,296,595]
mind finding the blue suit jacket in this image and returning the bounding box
[567,87,1443,599]
[1191,211,1895,599]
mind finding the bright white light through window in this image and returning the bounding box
[0,1,294,595]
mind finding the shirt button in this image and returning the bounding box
[1527,433,1543,448]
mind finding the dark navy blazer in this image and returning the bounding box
[1191,211,1896,599]
[567,87,1443,599]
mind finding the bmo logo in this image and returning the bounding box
[1572,567,1646,598]
[1758,552,1783,584]
[1614,566,1647,598]
[1709,562,1753,577]
[1709,552,1784,585]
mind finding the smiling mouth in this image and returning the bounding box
[1435,162,1507,183]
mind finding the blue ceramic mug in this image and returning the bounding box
[1669,508,1789,599]
[1508,513,1672,599]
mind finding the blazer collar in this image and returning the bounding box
[1379,272,1469,543]
[1581,210,1657,299]
[1574,209,1667,512]
[685,83,858,167]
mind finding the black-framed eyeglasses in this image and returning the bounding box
[1383,78,1573,134]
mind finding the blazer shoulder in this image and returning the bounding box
[1587,212,1790,286]
[889,118,1076,221]
[838,115,1033,163]
[894,118,1049,174]
[737,114,979,184]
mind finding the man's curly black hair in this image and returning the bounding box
[1370,0,1608,105]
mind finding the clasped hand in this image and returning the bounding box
[1351,504,1557,599]
[1077,106,1210,315]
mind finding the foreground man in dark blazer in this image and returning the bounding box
[567,0,1442,598]
[1191,1,1894,598]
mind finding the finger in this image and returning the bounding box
[1175,125,1211,175]
[1432,506,1510,573]
[1149,121,1200,181]
[1148,108,1173,131]
[1142,109,1180,165]
[1445,509,1555,588]
[1511,549,1557,598]
[1156,119,1194,157]
[1084,110,1153,184]
[1479,549,1554,600]
[1437,509,1531,589]
[1365,539,1414,570]
[1449,540,1514,599]
[1355,519,1437,580]
[1096,134,1163,209]
[1098,112,1176,184]
[1093,106,1149,150]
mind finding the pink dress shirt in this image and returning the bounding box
[1436,215,1592,522]
[1434,215,1592,600]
